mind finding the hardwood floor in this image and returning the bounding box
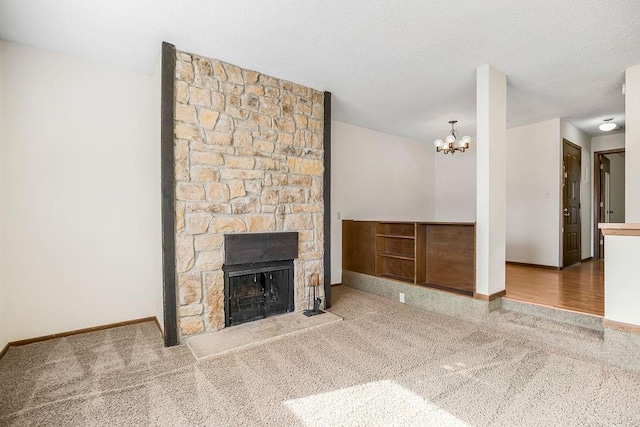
[505,260,604,316]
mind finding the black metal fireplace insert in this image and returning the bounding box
[223,232,298,327]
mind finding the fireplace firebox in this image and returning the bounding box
[223,232,298,327]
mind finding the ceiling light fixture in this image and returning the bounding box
[599,118,617,132]
[434,120,470,155]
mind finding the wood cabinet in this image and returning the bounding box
[343,220,475,295]
[342,221,376,276]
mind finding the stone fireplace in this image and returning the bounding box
[172,48,325,338]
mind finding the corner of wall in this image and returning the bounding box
[152,51,164,334]
[330,121,437,284]
[0,38,8,350]
[505,118,561,267]
[2,41,161,342]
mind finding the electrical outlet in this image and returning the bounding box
[399,292,405,303]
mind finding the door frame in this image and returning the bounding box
[562,139,582,268]
[593,148,625,259]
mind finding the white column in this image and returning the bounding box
[625,64,640,222]
[476,65,507,296]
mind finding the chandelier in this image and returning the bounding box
[434,120,470,154]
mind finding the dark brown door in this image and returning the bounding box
[563,140,581,268]
[597,155,610,258]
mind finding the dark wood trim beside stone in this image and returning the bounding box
[161,42,179,347]
[506,261,562,271]
[5,317,158,348]
[323,91,332,308]
[474,290,506,301]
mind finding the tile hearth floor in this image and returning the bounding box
[185,311,343,360]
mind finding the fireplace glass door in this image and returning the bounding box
[225,262,293,326]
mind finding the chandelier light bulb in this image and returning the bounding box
[434,120,470,155]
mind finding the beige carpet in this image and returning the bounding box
[2,286,640,426]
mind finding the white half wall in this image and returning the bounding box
[560,119,592,261]
[1,41,162,341]
[331,120,435,284]
[506,119,561,266]
[604,235,640,326]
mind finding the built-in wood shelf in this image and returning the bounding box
[344,220,476,295]
[376,234,415,240]
[377,253,415,261]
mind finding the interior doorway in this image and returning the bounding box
[562,140,582,268]
[594,149,625,259]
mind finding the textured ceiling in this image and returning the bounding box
[1,0,639,142]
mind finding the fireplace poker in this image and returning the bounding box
[303,273,325,317]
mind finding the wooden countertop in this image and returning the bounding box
[598,223,640,236]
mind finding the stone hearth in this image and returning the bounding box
[172,49,325,338]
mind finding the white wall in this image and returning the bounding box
[592,132,625,154]
[151,57,164,333]
[560,119,592,261]
[626,64,640,222]
[331,120,435,284]
[434,141,476,221]
[1,41,162,341]
[434,118,589,267]
[505,119,561,266]
[0,40,8,351]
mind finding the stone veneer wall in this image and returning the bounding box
[173,49,325,338]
